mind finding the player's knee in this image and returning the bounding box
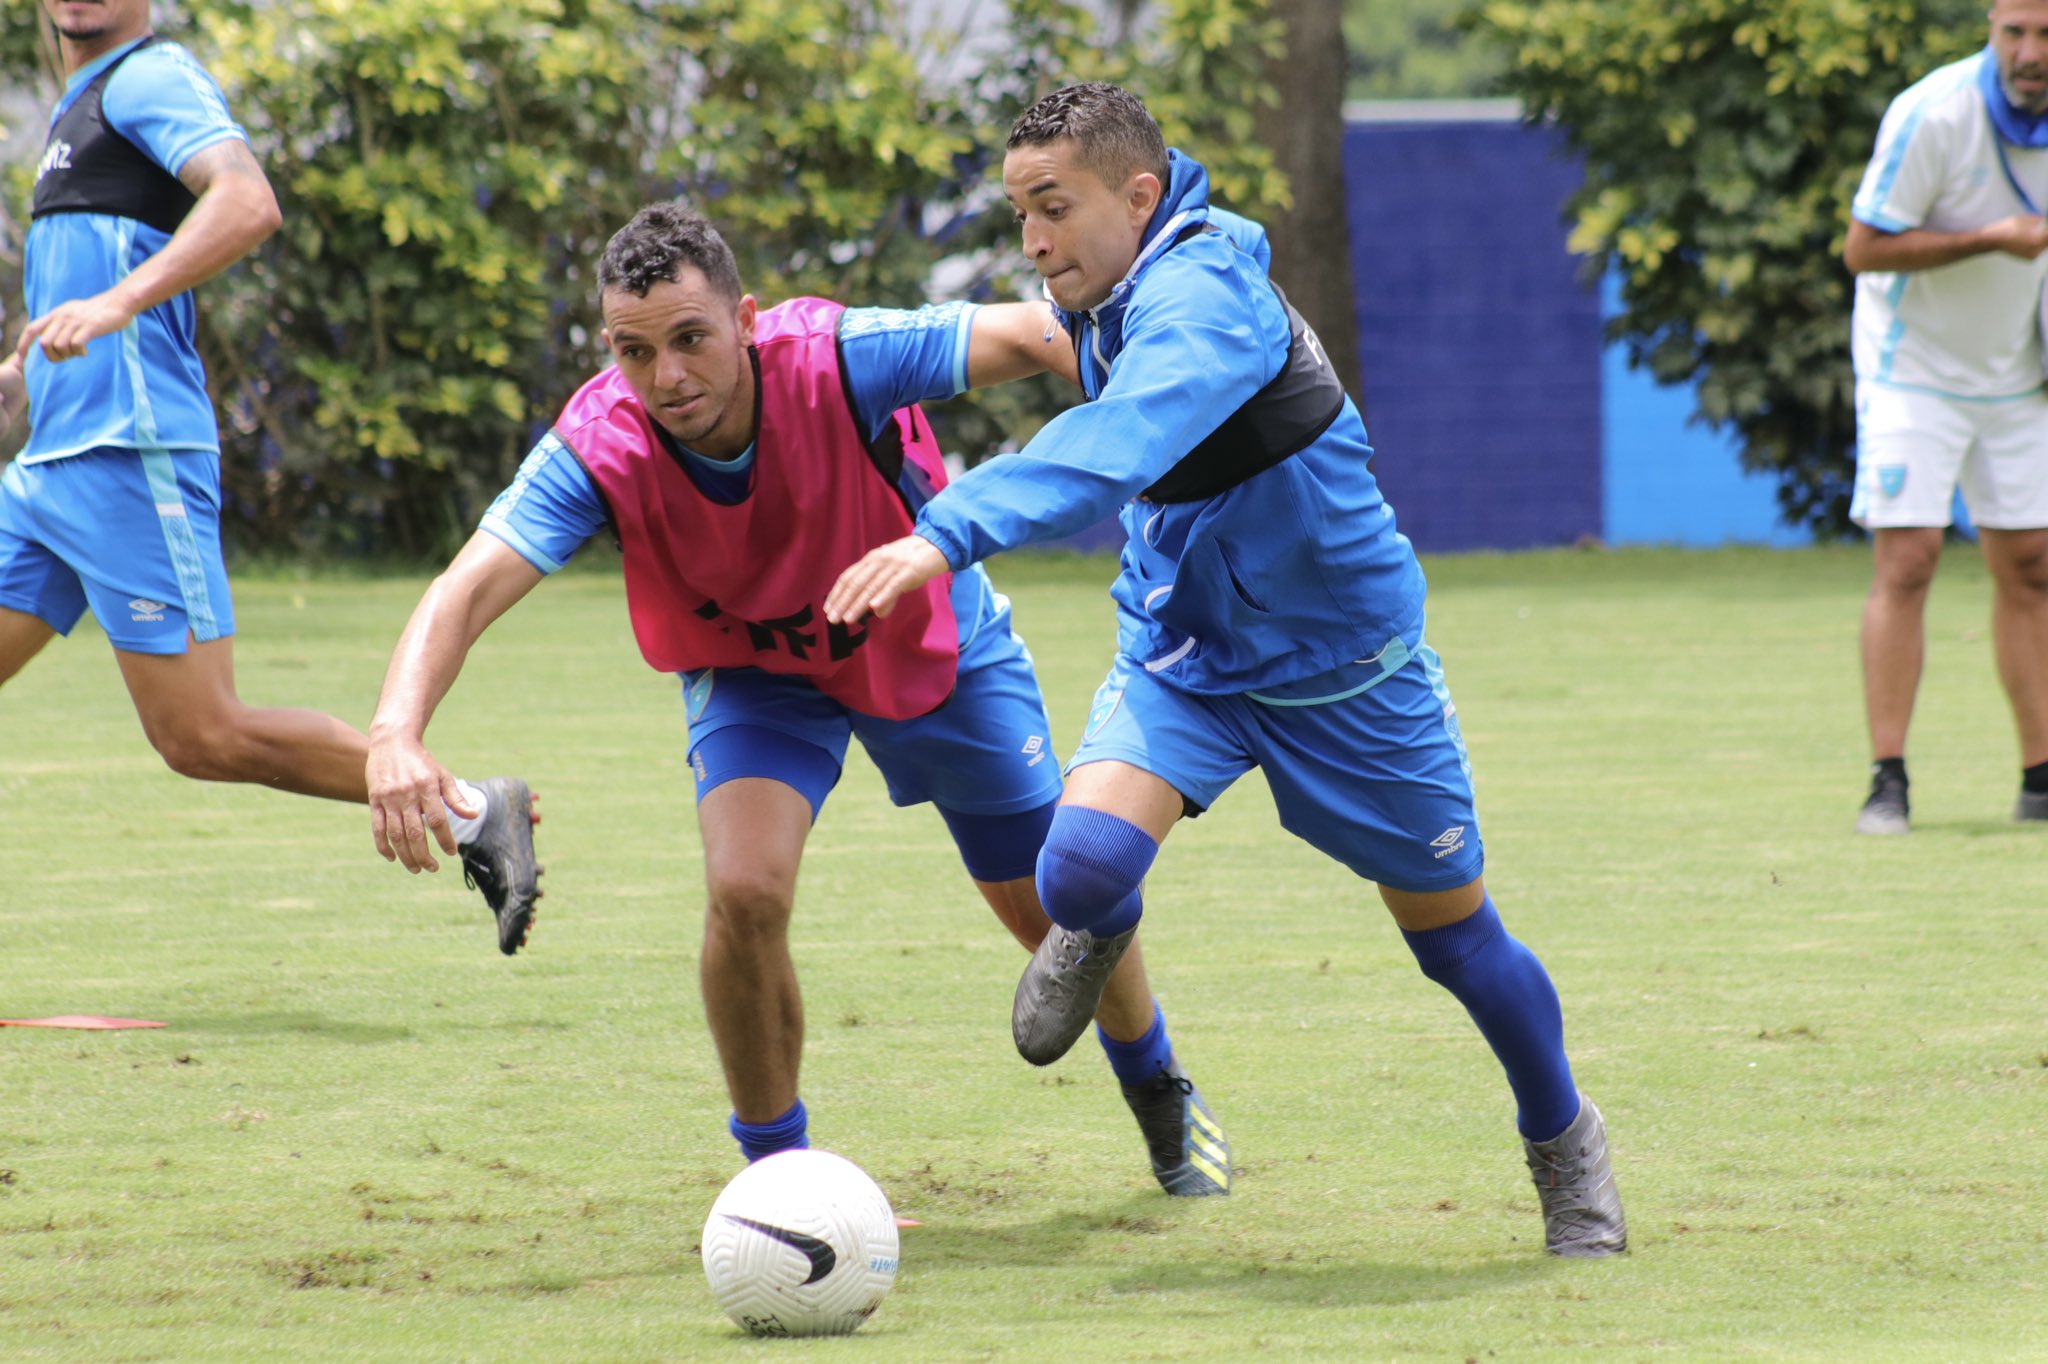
[145,719,244,782]
[704,872,796,944]
[1035,806,1157,933]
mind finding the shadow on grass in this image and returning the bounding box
[176,1011,415,1044]
[903,1199,1551,1307]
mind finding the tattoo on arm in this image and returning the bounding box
[177,138,270,198]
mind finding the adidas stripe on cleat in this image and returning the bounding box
[1120,1061,1231,1197]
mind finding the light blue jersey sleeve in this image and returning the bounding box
[913,244,1286,569]
[100,41,246,176]
[836,301,978,441]
[1850,60,1978,233]
[479,431,609,574]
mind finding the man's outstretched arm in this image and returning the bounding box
[964,300,1081,389]
[368,534,543,873]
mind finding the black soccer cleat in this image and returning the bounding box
[1855,764,1910,836]
[1120,1059,1231,1197]
[458,776,543,955]
[1012,924,1137,1066]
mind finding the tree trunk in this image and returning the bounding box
[1254,0,1365,406]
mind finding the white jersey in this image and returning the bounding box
[1850,52,2048,400]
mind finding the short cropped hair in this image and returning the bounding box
[1006,82,1169,190]
[597,202,742,302]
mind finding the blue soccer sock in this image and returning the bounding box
[1035,805,1155,936]
[729,1098,809,1162]
[1400,897,1580,1141]
[1097,1001,1174,1085]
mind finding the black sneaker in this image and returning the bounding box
[2016,786,2048,823]
[1012,924,1136,1066]
[458,776,543,955]
[1120,1060,1231,1197]
[1855,765,1909,836]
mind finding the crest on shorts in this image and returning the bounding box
[1878,465,1907,498]
[685,669,715,723]
[1084,686,1125,739]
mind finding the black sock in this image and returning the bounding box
[1873,756,1907,785]
[2024,760,2048,795]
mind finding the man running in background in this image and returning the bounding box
[0,0,539,953]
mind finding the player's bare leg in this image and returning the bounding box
[116,636,369,800]
[0,605,57,686]
[696,777,812,1127]
[123,635,542,949]
[1858,527,1943,832]
[1979,527,2048,789]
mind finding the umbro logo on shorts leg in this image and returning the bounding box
[1430,825,1467,859]
[127,598,167,622]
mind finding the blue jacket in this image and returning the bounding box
[916,150,1427,694]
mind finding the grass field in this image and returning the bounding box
[3,545,2045,1362]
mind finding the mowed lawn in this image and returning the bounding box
[2,545,2044,1362]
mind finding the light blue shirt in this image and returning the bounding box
[20,37,247,464]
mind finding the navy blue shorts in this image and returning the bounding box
[1068,633,1485,892]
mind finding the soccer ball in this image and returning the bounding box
[700,1149,900,1337]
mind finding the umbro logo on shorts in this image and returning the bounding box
[127,598,167,622]
[1430,825,1467,859]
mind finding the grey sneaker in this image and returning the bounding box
[458,776,543,956]
[1012,924,1137,1066]
[2016,787,2048,822]
[1855,766,1910,836]
[1121,1060,1231,1196]
[1523,1093,1627,1257]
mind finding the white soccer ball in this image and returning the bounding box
[700,1148,900,1337]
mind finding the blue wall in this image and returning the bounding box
[1341,111,1808,552]
[1343,118,1604,552]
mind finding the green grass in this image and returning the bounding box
[3,545,2046,1362]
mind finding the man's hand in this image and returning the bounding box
[367,733,480,874]
[1984,214,2048,261]
[16,290,139,363]
[0,355,24,437]
[824,535,951,626]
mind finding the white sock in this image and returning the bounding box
[446,778,489,844]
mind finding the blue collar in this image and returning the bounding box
[1980,47,2048,148]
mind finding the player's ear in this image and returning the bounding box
[735,294,758,347]
[1127,171,1162,225]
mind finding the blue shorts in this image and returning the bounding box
[682,625,1064,846]
[1069,635,1484,892]
[0,449,234,654]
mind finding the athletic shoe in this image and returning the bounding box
[1120,1060,1231,1196]
[1012,924,1137,1066]
[1855,767,1910,836]
[2016,787,2048,822]
[458,776,543,955]
[1523,1092,1627,1257]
